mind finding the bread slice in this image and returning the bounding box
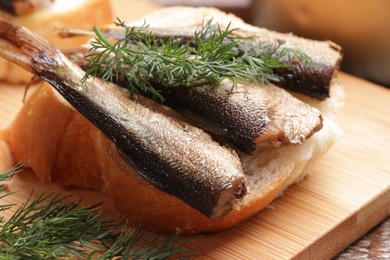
[0,0,112,84]
[5,78,343,233]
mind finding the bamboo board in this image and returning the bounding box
[0,1,390,258]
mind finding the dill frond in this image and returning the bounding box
[0,166,198,259]
[97,226,198,259]
[83,17,311,101]
[0,163,24,214]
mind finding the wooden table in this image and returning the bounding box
[0,1,389,258]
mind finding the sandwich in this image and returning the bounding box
[0,7,343,234]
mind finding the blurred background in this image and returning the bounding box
[151,0,390,87]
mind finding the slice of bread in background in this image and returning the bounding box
[0,0,113,84]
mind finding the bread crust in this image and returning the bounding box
[0,0,112,84]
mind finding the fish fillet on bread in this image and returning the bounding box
[0,0,112,84]
[0,7,343,233]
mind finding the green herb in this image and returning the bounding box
[0,166,198,259]
[98,226,196,259]
[0,164,22,213]
[83,18,311,101]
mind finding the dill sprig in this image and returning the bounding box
[98,226,197,259]
[0,166,198,259]
[0,163,23,214]
[83,18,311,101]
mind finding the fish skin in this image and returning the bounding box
[272,63,334,100]
[266,38,342,100]
[253,84,323,146]
[0,18,247,219]
[147,80,270,154]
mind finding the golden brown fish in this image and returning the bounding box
[0,18,248,219]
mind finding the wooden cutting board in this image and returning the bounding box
[1,1,390,259]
